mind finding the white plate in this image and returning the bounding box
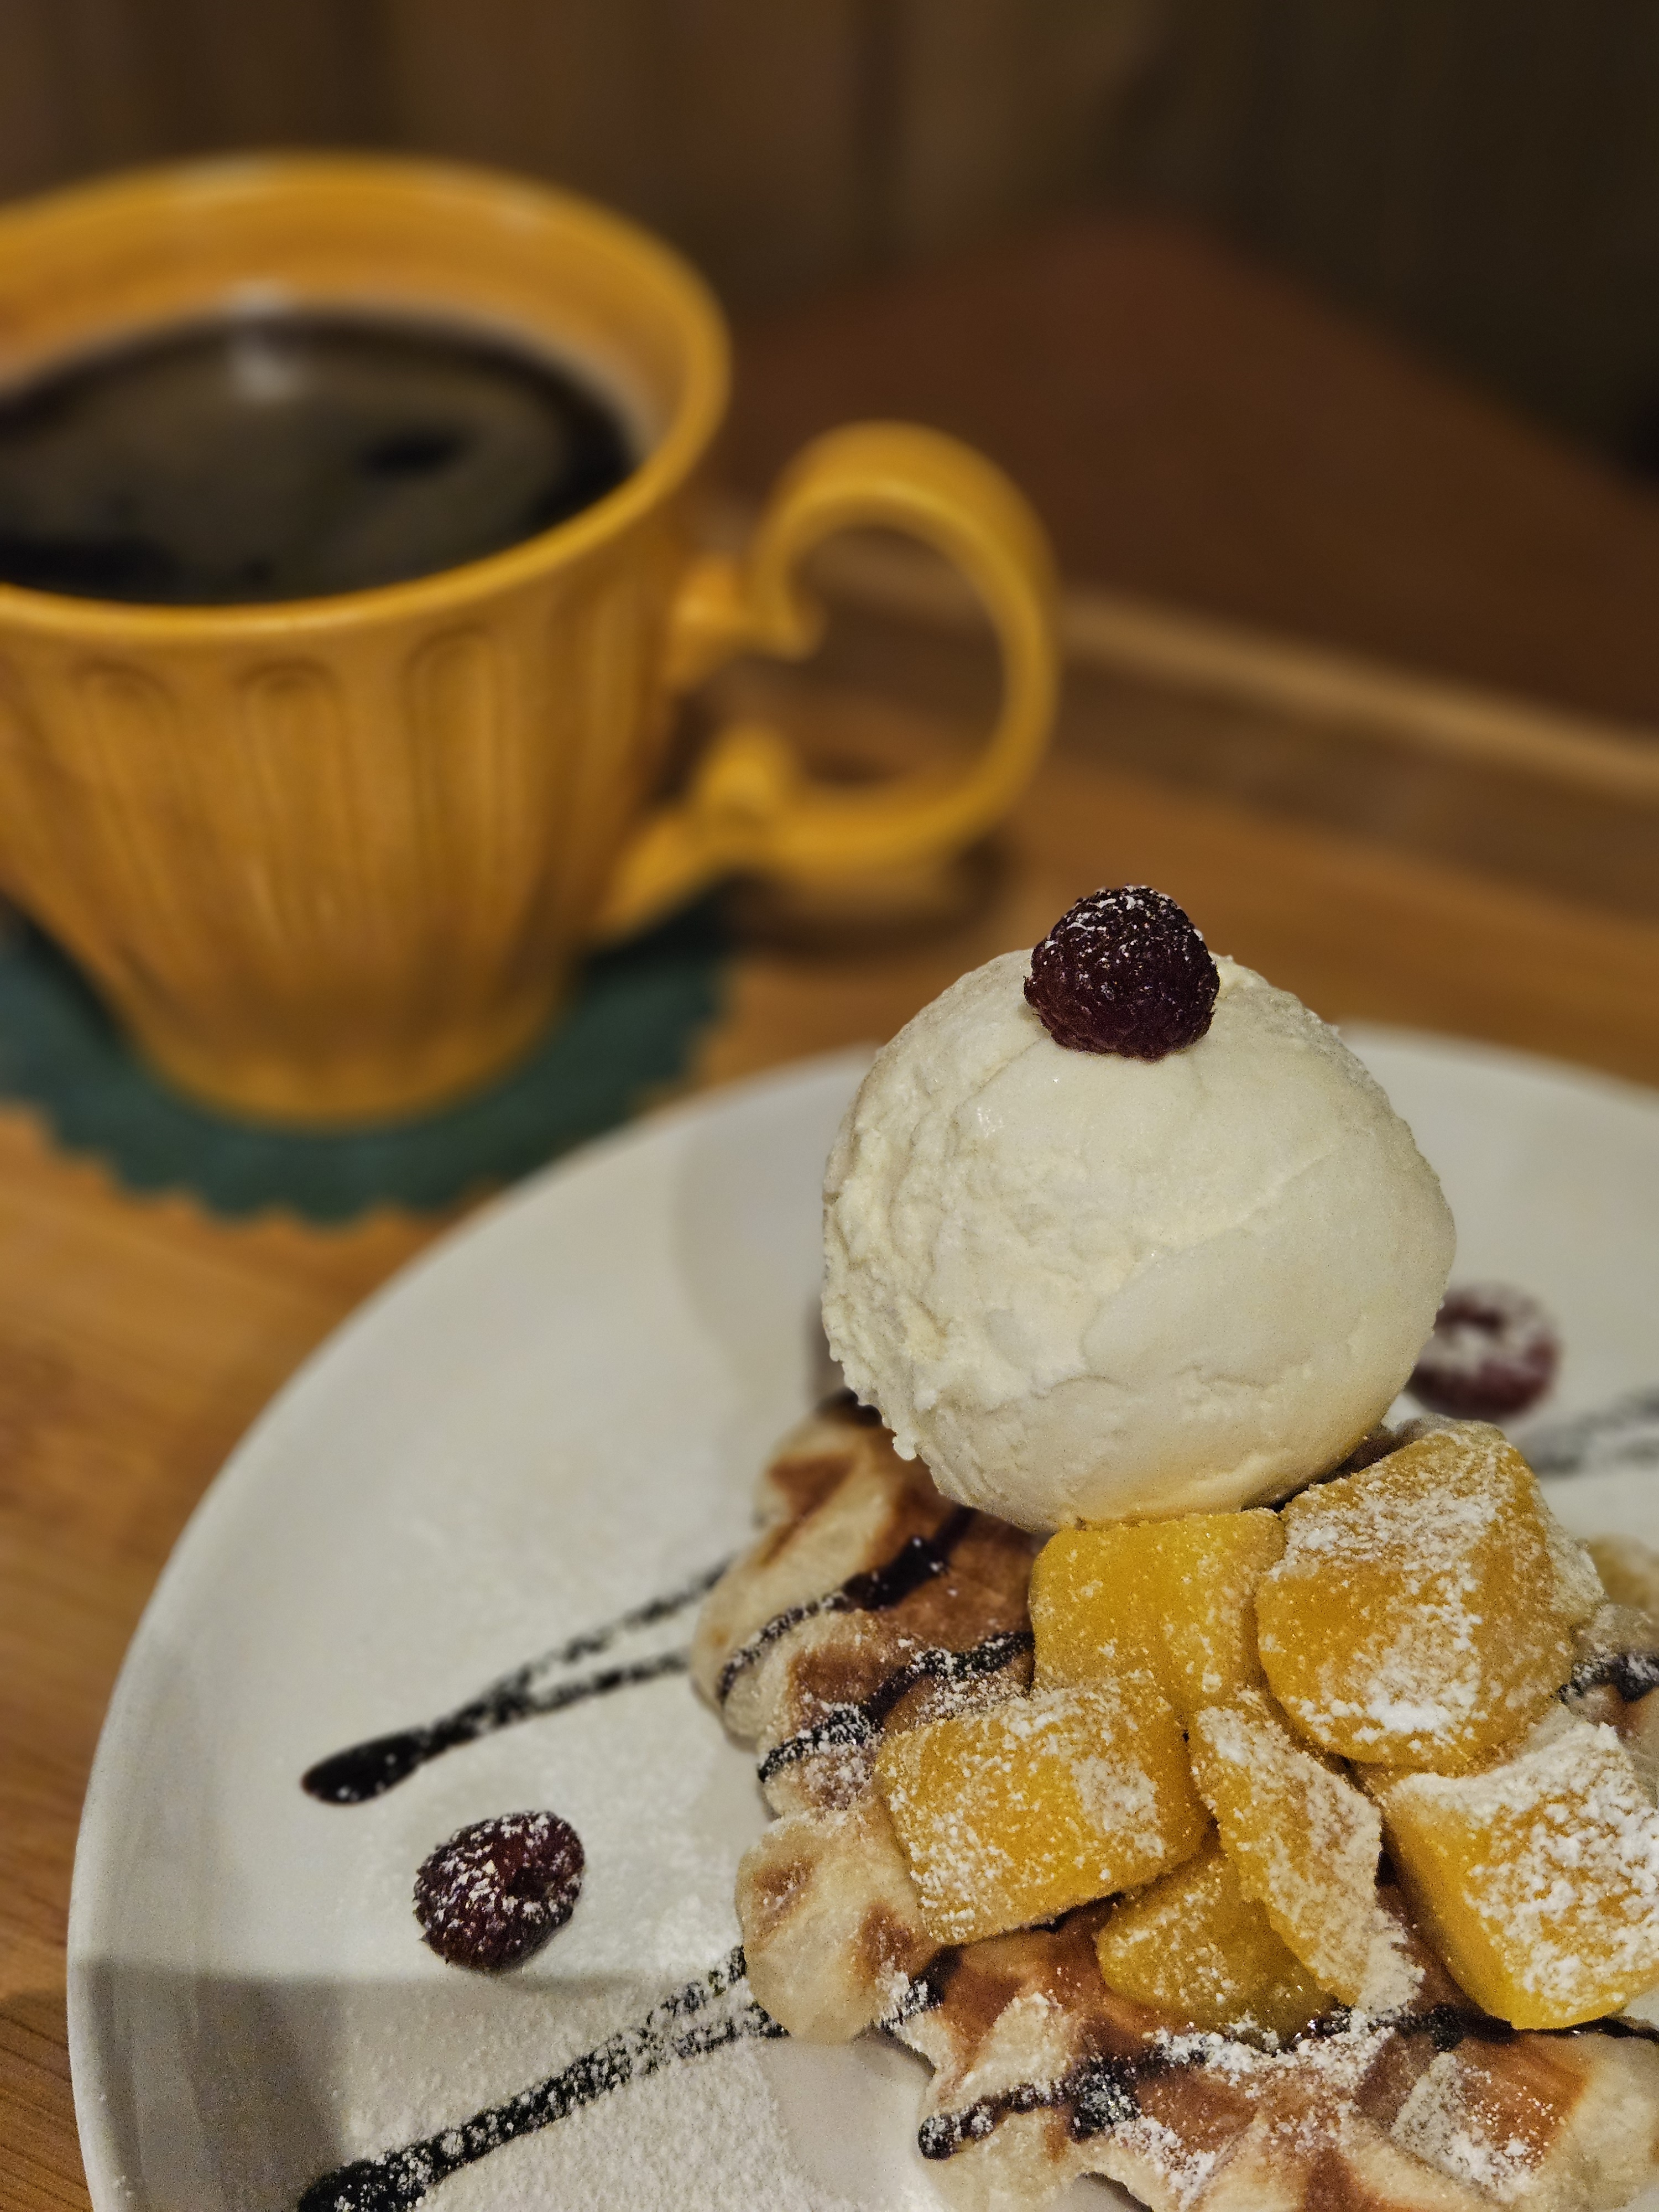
[67,1032,1659,2212]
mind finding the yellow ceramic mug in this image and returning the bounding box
[0,156,1056,1125]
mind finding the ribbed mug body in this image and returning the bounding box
[0,157,727,1123]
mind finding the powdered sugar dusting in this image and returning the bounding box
[1391,2052,1541,2203]
[1189,1695,1418,2011]
[414,1811,584,1970]
[1257,1426,1591,1768]
[1104,2110,1223,2209]
[1152,2008,1396,2098]
[877,1684,1204,1944]
[1072,1751,1162,1839]
[1384,1720,1659,2011]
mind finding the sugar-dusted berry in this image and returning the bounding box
[413,1811,584,1971]
[1031,1511,1284,1720]
[1408,1284,1559,1421]
[874,1681,1207,1945]
[1187,1691,1416,2011]
[1376,1715,1659,2028]
[1095,1833,1332,2042]
[1024,886,1219,1060]
[1255,1425,1600,1773]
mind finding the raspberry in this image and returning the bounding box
[1024,887,1219,1059]
[414,1810,585,1971]
[1408,1284,1559,1421]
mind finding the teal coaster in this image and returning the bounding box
[0,905,727,1222]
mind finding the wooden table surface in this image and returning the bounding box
[728,212,1659,731]
[7,222,1659,2212]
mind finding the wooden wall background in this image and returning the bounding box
[0,1,1168,305]
[2,0,1658,463]
[1117,1,1659,466]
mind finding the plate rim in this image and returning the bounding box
[64,1044,873,2212]
[1340,1020,1659,1121]
[62,1027,1659,2211]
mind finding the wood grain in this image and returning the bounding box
[759,509,1659,806]
[1119,0,1659,452]
[726,520,1659,922]
[696,680,1659,1095]
[727,212,1659,727]
[376,0,874,296]
[1,195,1658,2212]
[0,0,1162,307]
[0,1122,436,2211]
[3,651,1657,2205]
[874,0,1164,261]
[7,0,1659,478]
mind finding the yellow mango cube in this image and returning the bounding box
[1031,1512,1285,1719]
[1378,1717,1659,2029]
[1187,1691,1414,2010]
[874,1681,1207,1944]
[1095,1834,1332,2042]
[1256,1426,1597,1773]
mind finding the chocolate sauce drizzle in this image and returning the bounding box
[905,1994,1659,2163]
[1568,1648,1659,1703]
[296,1947,782,2211]
[302,1560,728,1804]
[918,2051,1144,2159]
[1520,1387,1659,1478]
[716,1506,978,1704]
[758,1627,1035,1783]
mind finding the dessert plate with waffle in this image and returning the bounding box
[70,889,1659,2212]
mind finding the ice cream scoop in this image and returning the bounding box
[822,935,1454,1530]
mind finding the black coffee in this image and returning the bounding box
[0,311,635,604]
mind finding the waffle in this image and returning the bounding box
[696,1398,1659,2212]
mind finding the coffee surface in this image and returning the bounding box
[0,311,634,604]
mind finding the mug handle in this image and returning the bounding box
[591,422,1057,940]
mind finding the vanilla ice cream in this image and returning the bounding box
[822,950,1454,1528]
